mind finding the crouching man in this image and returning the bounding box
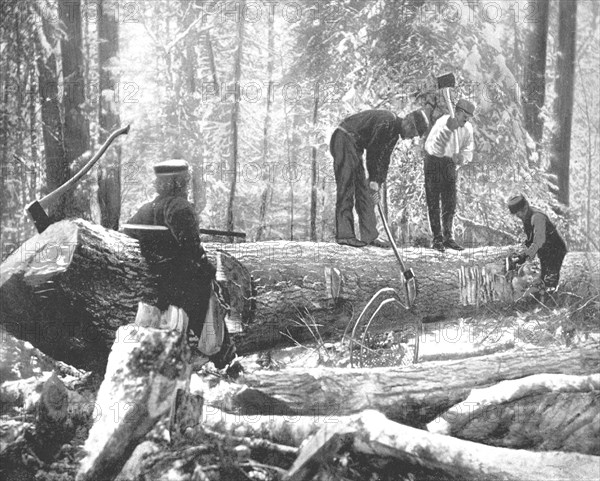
[125,159,237,370]
[507,194,567,292]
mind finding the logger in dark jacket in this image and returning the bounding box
[125,159,236,369]
[507,194,567,291]
[330,109,430,248]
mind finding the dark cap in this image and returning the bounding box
[153,159,189,176]
[408,109,430,137]
[507,194,528,214]
[455,99,475,116]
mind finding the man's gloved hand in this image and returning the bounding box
[446,116,459,131]
[369,181,380,205]
[515,252,527,265]
[452,152,465,165]
[506,251,527,276]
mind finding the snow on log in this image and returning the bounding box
[285,410,599,481]
[428,373,600,454]
[76,322,191,481]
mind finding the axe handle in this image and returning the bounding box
[376,203,407,273]
[37,124,131,210]
[442,88,459,155]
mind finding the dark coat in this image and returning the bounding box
[127,194,214,325]
[337,110,400,184]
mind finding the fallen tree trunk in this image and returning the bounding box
[199,344,600,428]
[285,410,599,481]
[1,219,598,369]
[428,373,600,454]
[77,323,191,481]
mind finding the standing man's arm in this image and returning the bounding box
[366,120,397,193]
[453,124,474,165]
[424,115,455,157]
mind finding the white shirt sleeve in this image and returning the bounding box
[425,114,474,160]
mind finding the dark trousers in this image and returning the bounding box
[154,261,212,336]
[539,250,566,289]
[424,153,457,241]
[330,129,379,243]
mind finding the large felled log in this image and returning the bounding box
[428,373,600,454]
[0,220,157,371]
[0,219,249,371]
[77,323,191,481]
[219,241,599,353]
[2,219,598,368]
[199,344,600,428]
[285,410,599,481]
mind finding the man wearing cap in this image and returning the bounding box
[423,98,475,252]
[507,194,567,291]
[330,109,430,248]
[125,159,236,370]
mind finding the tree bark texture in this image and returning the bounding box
[97,0,122,230]
[523,0,549,148]
[77,325,190,481]
[59,0,89,165]
[428,373,600,455]
[219,241,599,354]
[35,14,70,220]
[550,0,578,206]
[1,220,598,370]
[199,344,599,428]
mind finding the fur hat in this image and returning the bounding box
[455,99,475,116]
[507,194,528,214]
[153,159,189,176]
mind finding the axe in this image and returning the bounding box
[436,72,459,154]
[376,203,417,308]
[26,124,131,233]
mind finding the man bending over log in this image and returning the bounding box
[125,159,236,369]
[507,194,567,293]
[330,109,430,248]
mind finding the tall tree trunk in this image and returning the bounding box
[549,0,578,207]
[15,12,25,243]
[226,1,245,241]
[522,0,549,153]
[28,61,38,204]
[256,18,275,242]
[0,5,12,236]
[310,85,319,241]
[59,0,90,217]
[36,11,69,221]
[97,0,122,230]
[205,31,220,95]
[184,3,206,217]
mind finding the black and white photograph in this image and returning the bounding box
[0,0,598,479]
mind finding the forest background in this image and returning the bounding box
[1,0,598,258]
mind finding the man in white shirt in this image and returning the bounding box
[423,98,475,251]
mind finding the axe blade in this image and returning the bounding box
[26,200,52,233]
[437,72,456,89]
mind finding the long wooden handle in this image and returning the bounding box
[377,203,407,273]
[442,88,459,155]
[38,124,131,209]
